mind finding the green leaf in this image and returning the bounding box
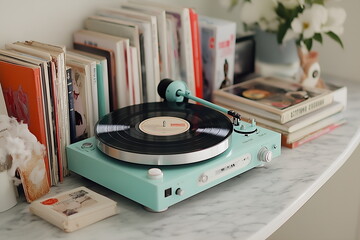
[276,3,288,19]
[303,38,313,51]
[326,31,344,49]
[277,23,290,44]
[313,33,323,44]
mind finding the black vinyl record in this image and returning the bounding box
[95,102,233,165]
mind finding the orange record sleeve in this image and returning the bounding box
[0,60,50,184]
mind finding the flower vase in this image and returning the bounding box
[254,29,300,78]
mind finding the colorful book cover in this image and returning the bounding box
[199,16,236,101]
[189,8,203,98]
[0,60,50,183]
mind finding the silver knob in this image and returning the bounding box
[258,147,273,163]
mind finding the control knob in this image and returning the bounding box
[258,147,273,163]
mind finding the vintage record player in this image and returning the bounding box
[66,79,281,212]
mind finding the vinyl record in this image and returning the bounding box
[95,102,233,165]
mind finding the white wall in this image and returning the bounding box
[1,0,358,82]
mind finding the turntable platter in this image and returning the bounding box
[95,102,233,165]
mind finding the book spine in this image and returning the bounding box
[49,62,63,182]
[67,67,77,144]
[189,8,203,98]
[181,8,196,97]
[282,121,344,148]
[280,94,333,123]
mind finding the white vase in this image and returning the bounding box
[254,29,300,78]
[0,170,17,212]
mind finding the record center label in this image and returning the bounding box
[139,116,190,136]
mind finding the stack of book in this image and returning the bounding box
[213,76,347,148]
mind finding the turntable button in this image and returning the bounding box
[199,174,209,183]
[148,168,163,180]
[176,188,184,196]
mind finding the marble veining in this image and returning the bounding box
[1,77,359,240]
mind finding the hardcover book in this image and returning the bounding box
[216,101,344,133]
[29,186,118,232]
[213,77,333,124]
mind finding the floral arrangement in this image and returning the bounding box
[225,0,346,51]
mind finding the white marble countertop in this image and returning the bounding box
[1,77,360,240]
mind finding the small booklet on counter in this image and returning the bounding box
[29,186,118,232]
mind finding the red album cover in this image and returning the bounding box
[0,60,50,184]
[189,8,203,98]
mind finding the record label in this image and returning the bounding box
[139,116,190,136]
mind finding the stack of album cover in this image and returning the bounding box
[0,42,69,185]
[72,0,204,109]
[213,76,347,148]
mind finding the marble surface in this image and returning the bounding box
[1,77,360,240]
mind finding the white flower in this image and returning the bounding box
[240,0,279,31]
[278,0,305,9]
[322,7,346,35]
[291,4,328,39]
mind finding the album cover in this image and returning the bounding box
[29,186,118,232]
[73,42,116,111]
[199,15,236,101]
[70,49,110,118]
[213,77,333,124]
[73,29,131,108]
[0,54,52,185]
[67,50,99,127]
[65,58,92,142]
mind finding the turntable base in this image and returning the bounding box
[67,124,281,212]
